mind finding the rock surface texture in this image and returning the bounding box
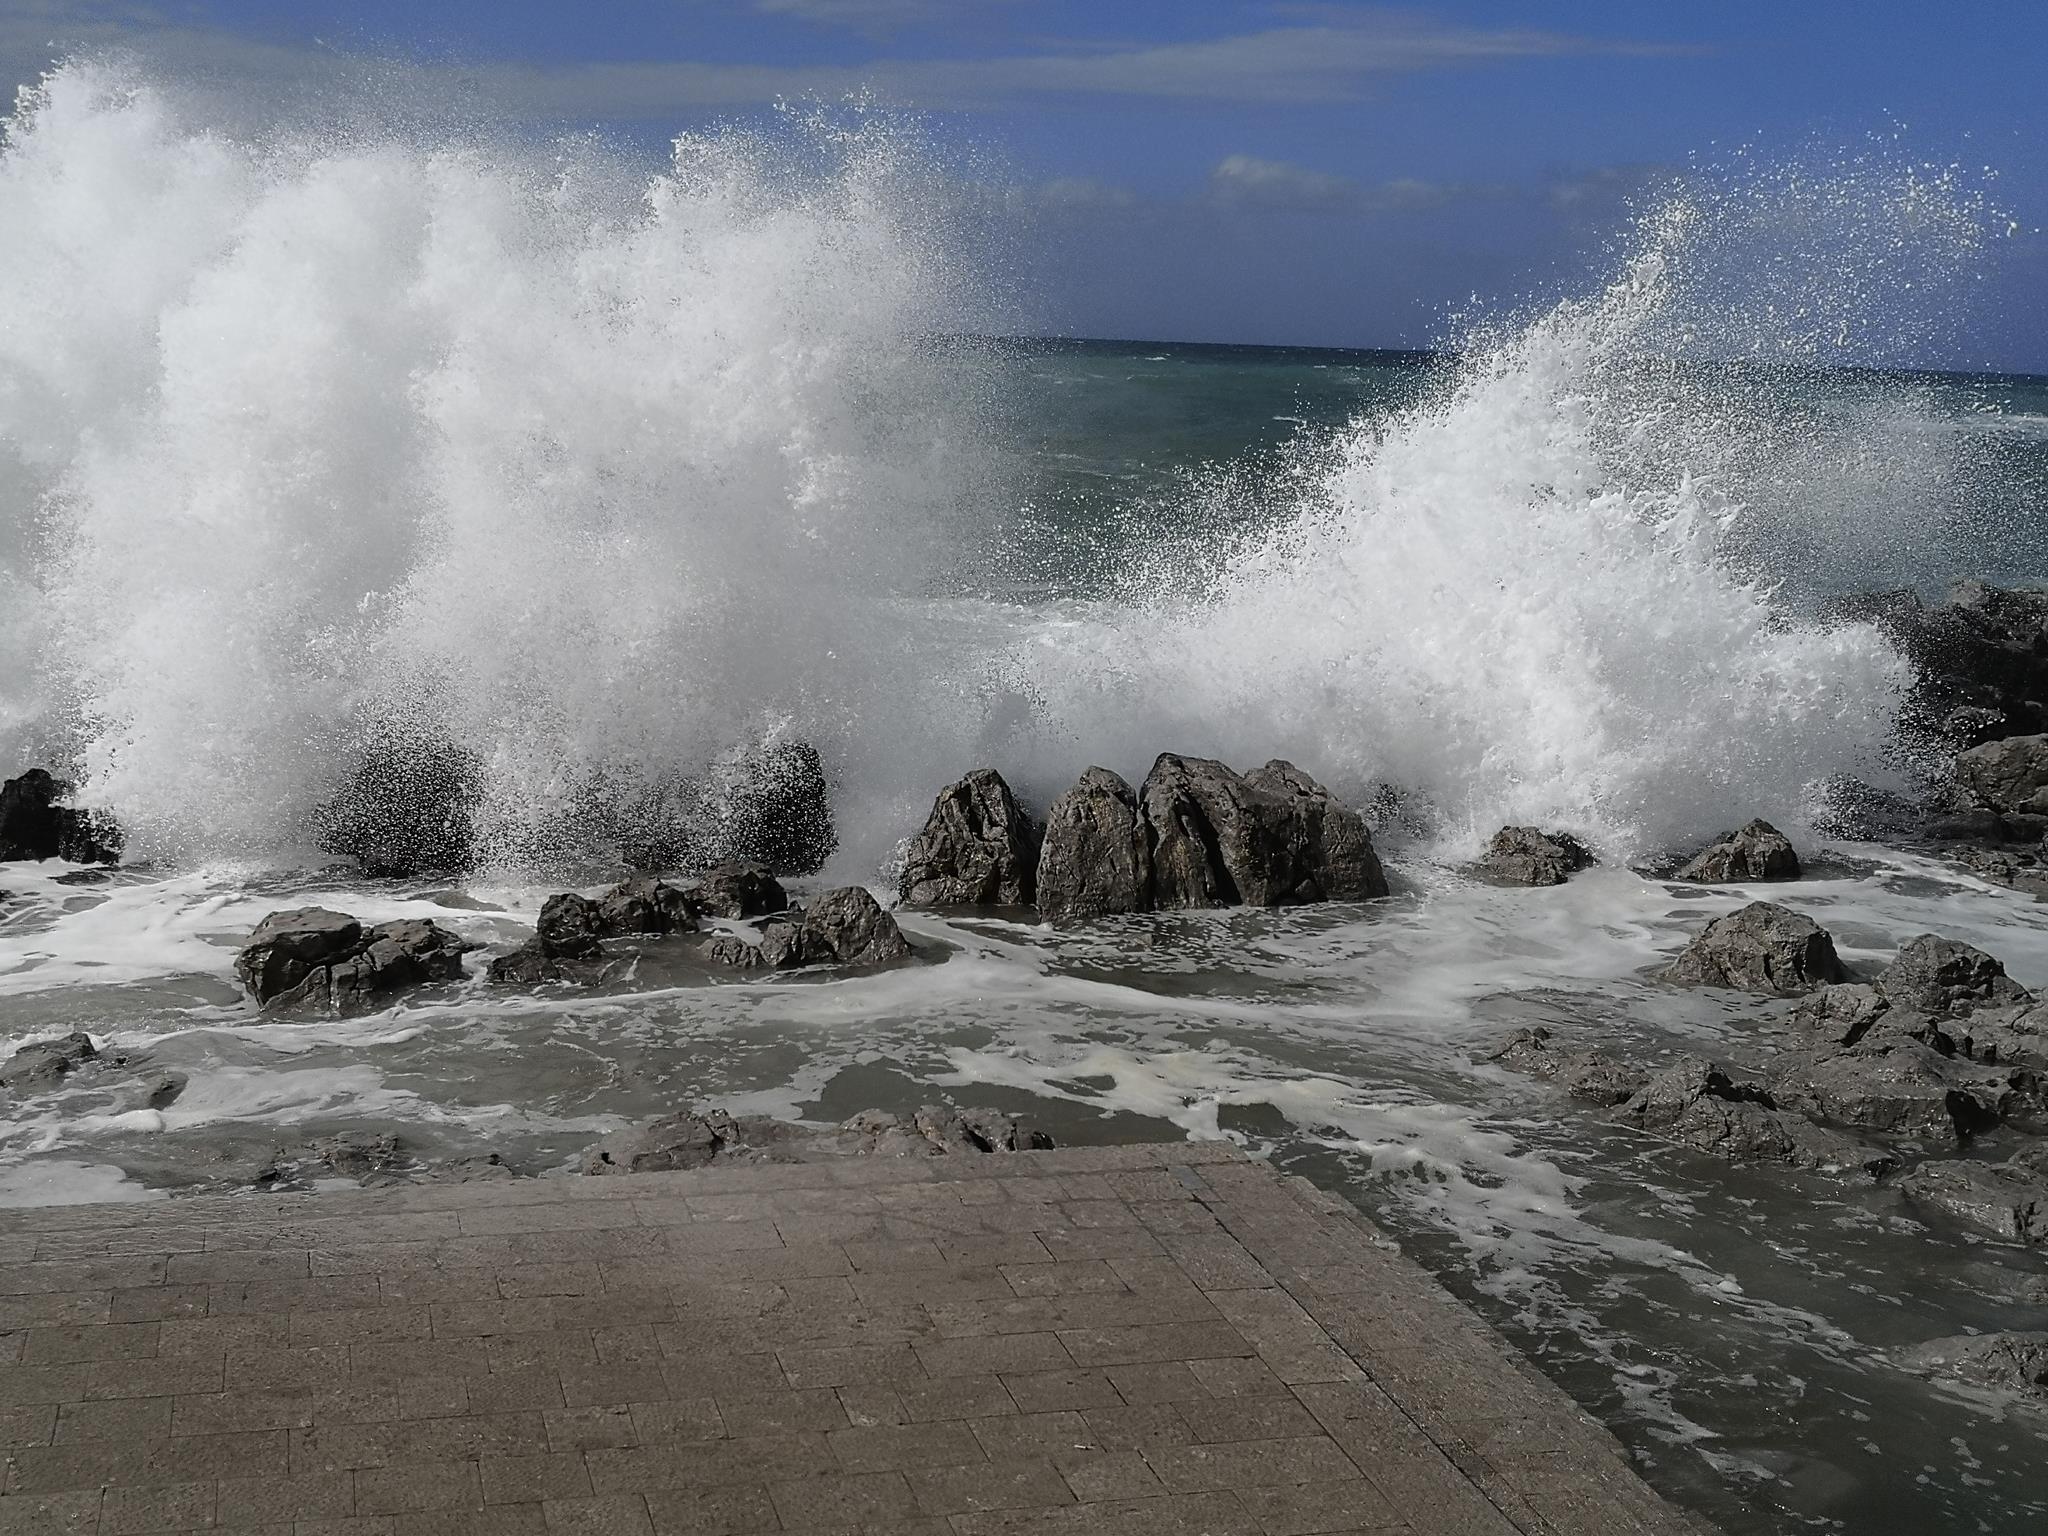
[581,1105,1054,1175]
[1954,733,2048,818]
[899,768,1039,907]
[1035,767,1153,922]
[1663,901,1847,995]
[235,907,469,1013]
[1473,826,1594,887]
[0,768,121,864]
[1674,819,1801,882]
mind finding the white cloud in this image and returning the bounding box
[1209,152,1360,208]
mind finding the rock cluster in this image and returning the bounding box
[1472,826,1593,887]
[1829,579,2048,746]
[705,887,911,971]
[1662,901,1847,995]
[581,1105,1053,1176]
[235,908,470,1013]
[902,756,1388,921]
[0,769,121,865]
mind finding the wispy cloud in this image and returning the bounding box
[1207,153,1488,214]
[752,0,1019,29]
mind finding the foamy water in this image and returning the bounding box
[3,55,2046,1536]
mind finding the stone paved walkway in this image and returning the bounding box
[0,1142,1712,1536]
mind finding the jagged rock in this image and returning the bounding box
[1674,819,1800,883]
[0,769,121,864]
[1036,768,1154,921]
[1480,1028,1646,1106]
[487,943,564,984]
[1769,1039,2004,1145]
[800,887,911,966]
[235,908,468,1014]
[1900,1159,2048,1245]
[1473,826,1594,887]
[1828,581,2048,745]
[758,916,814,969]
[582,1105,1053,1175]
[1662,901,1846,995]
[1791,984,1893,1048]
[705,934,771,971]
[1616,1059,1895,1176]
[535,893,604,958]
[0,1031,98,1091]
[1877,935,2032,1017]
[688,862,787,919]
[310,732,480,877]
[1959,845,2048,897]
[1895,1332,2048,1399]
[1141,754,1387,909]
[1240,761,1390,902]
[1955,733,2048,817]
[593,876,700,937]
[900,769,1039,908]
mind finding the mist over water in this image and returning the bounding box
[0,58,2013,874]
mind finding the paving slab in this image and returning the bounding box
[0,1145,1715,1535]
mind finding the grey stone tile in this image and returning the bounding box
[98,1480,214,1534]
[827,1419,986,1472]
[482,1452,596,1504]
[1055,1322,1250,1368]
[641,1483,780,1535]
[542,1494,657,1535]
[949,1490,1261,1536]
[53,1396,171,1442]
[356,1459,485,1513]
[907,1456,1077,1515]
[1236,1478,1406,1533]
[767,1470,917,1529]
[1143,1436,1363,1494]
[915,1333,1072,1379]
[997,1371,1121,1415]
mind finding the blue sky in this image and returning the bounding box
[4,1,2045,368]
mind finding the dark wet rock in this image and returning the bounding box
[705,933,771,971]
[0,769,121,864]
[1791,984,1894,1048]
[1954,733,2048,817]
[1142,754,1387,910]
[1663,901,1847,996]
[1900,1159,2048,1245]
[310,732,480,878]
[258,1131,407,1187]
[1674,819,1801,883]
[486,942,565,985]
[235,908,468,1014]
[1896,1331,2048,1398]
[1240,760,1390,903]
[1036,767,1154,922]
[535,892,604,959]
[0,1031,98,1092]
[757,916,814,968]
[1473,826,1594,887]
[410,1153,518,1185]
[1876,935,2032,1018]
[593,876,700,937]
[1959,845,2048,897]
[1830,581,2048,746]
[143,1073,186,1110]
[1769,1039,2004,1145]
[582,1105,1053,1176]
[687,861,787,920]
[1617,1059,1896,1177]
[1480,1028,1646,1107]
[800,887,911,966]
[1926,808,2023,843]
[901,769,1039,909]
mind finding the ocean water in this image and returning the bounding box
[5,57,2048,1535]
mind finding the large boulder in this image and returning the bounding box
[1827,581,2048,745]
[1673,819,1800,883]
[800,887,911,966]
[0,1032,98,1092]
[1876,935,2032,1018]
[900,769,1038,908]
[1662,901,1847,995]
[687,861,788,919]
[1473,826,1593,887]
[0,769,121,864]
[1036,767,1153,922]
[1141,754,1387,909]
[1953,733,2048,817]
[535,893,605,959]
[1899,1158,2048,1246]
[235,908,468,1013]
[1768,1039,2004,1145]
[582,1105,1052,1175]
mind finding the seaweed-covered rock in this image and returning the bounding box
[1674,819,1800,883]
[1473,826,1593,887]
[1900,1158,2048,1245]
[1876,935,2032,1018]
[1035,767,1153,922]
[0,1032,98,1092]
[900,769,1038,908]
[1662,901,1846,996]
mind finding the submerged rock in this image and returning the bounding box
[1896,1332,2048,1399]
[582,1105,1053,1176]
[1473,826,1593,887]
[0,769,121,865]
[235,907,469,1014]
[1480,1028,1646,1106]
[0,1031,98,1092]
[1900,1158,2048,1246]
[1036,767,1153,922]
[1674,819,1801,883]
[1663,901,1847,996]
[900,769,1039,908]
